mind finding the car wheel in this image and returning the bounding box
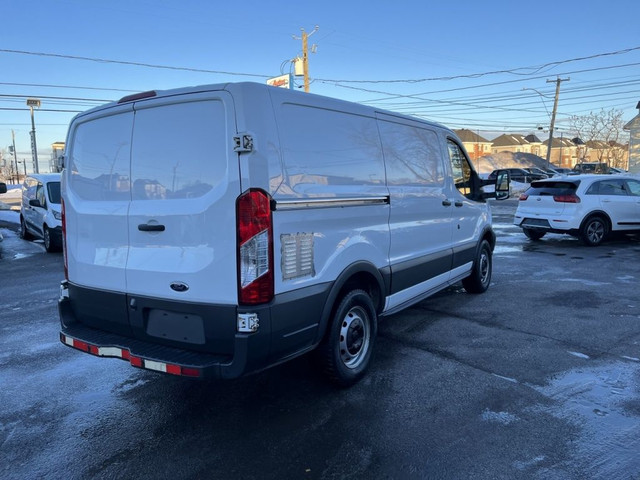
[523,228,546,241]
[20,217,33,240]
[43,226,57,252]
[315,289,377,387]
[462,240,492,294]
[580,215,608,246]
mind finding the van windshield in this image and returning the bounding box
[47,182,61,204]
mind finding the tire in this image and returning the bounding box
[462,240,492,294]
[43,226,58,253]
[580,215,608,246]
[20,217,34,240]
[523,228,546,241]
[315,289,377,387]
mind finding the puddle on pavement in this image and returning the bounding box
[531,361,640,476]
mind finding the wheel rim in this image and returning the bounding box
[44,228,50,249]
[339,306,370,369]
[479,250,490,286]
[586,220,605,244]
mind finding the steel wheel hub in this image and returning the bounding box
[339,306,370,369]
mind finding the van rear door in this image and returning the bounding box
[65,104,134,293]
[126,92,239,305]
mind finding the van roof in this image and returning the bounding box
[68,82,455,137]
[25,173,61,183]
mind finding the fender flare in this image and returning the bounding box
[313,261,388,345]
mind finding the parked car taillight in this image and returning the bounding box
[236,189,274,305]
[553,194,580,203]
[519,193,529,201]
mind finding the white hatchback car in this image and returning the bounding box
[514,174,640,246]
[20,173,62,252]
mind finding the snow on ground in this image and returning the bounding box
[0,210,19,224]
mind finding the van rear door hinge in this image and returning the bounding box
[233,133,253,153]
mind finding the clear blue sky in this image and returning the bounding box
[2,0,639,172]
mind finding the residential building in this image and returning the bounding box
[454,129,492,161]
[623,101,640,173]
[491,134,531,154]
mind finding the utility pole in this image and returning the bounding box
[545,77,569,168]
[293,26,318,92]
[27,98,41,173]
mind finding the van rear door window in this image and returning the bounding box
[131,100,227,200]
[68,112,133,201]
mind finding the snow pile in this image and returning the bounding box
[0,184,21,211]
[476,151,550,175]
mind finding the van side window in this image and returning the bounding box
[278,104,385,192]
[447,140,472,196]
[377,121,444,186]
[24,177,38,200]
[36,183,46,207]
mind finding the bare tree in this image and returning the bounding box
[570,109,628,168]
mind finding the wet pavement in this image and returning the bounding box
[1,199,639,479]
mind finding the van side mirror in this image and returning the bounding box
[0,182,6,194]
[29,198,43,208]
[57,155,65,171]
[494,170,510,200]
[479,170,510,200]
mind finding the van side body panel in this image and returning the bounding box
[59,82,495,380]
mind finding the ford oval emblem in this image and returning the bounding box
[170,282,189,292]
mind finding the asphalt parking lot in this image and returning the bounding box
[1,198,639,479]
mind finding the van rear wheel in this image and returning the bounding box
[20,217,33,240]
[462,240,492,294]
[316,289,377,387]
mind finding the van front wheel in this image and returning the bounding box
[316,289,377,387]
[462,240,492,294]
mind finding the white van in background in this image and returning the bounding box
[58,82,509,386]
[20,173,62,252]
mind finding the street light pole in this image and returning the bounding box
[27,98,41,174]
[11,129,19,184]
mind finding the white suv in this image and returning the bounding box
[514,174,640,246]
[20,173,62,252]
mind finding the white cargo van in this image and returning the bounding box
[59,82,509,386]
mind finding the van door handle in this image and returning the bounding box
[442,200,452,207]
[138,224,165,232]
[454,201,464,207]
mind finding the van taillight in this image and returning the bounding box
[236,189,273,305]
[61,197,68,280]
[553,194,580,203]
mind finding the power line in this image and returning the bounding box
[0,81,136,93]
[0,48,271,79]
[316,46,640,83]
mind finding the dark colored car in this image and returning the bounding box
[489,168,547,183]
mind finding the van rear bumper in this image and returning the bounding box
[58,280,332,379]
[58,283,260,379]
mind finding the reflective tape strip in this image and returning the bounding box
[98,347,125,358]
[144,360,167,373]
[61,333,201,377]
